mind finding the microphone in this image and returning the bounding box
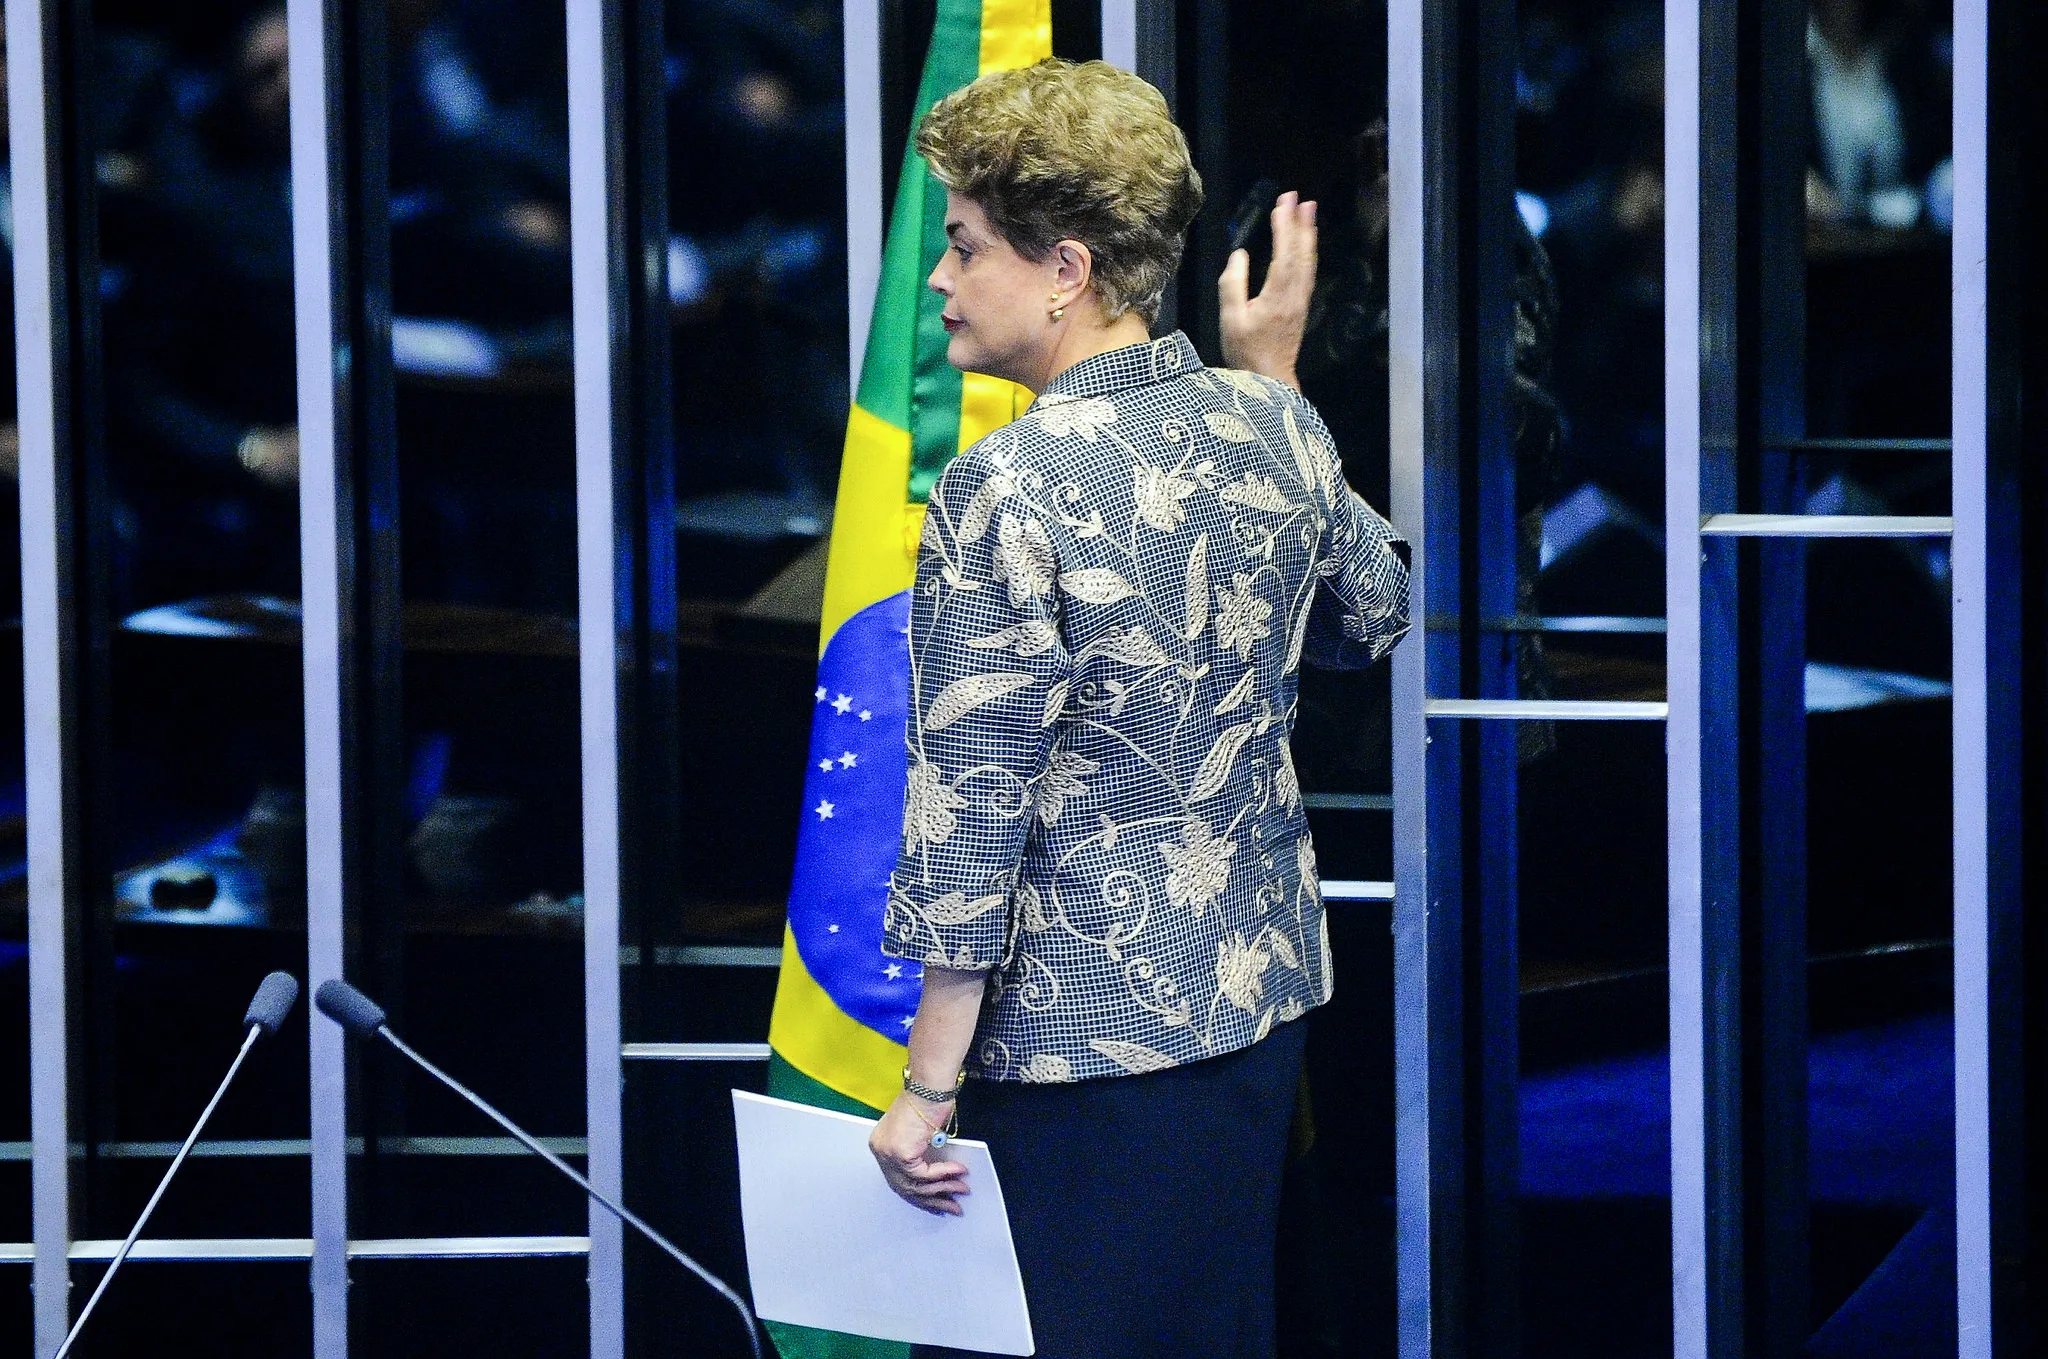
[56,972,300,1359]
[312,979,763,1359]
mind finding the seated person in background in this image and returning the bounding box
[387,0,572,329]
[1805,0,1951,230]
[664,0,848,512]
[110,4,298,606]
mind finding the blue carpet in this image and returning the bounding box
[1521,1012,1954,1205]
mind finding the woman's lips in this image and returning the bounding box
[941,316,963,333]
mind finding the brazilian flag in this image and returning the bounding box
[762,2,1051,1355]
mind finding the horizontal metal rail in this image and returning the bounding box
[1482,615,1669,634]
[1699,513,1954,537]
[1424,698,1670,720]
[1775,437,1951,453]
[618,944,783,969]
[1301,792,1394,811]
[1323,880,1396,902]
[621,1042,773,1062]
[0,1136,588,1161]
[0,1236,593,1264]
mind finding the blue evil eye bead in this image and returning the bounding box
[929,1129,950,1148]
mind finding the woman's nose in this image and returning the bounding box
[927,260,951,296]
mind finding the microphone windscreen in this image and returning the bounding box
[314,979,388,1038]
[243,971,300,1037]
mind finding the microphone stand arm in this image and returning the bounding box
[55,1024,264,1359]
[373,1026,763,1359]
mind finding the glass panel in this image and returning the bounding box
[1520,0,1667,641]
[1804,542,1953,1345]
[88,2,308,1241]
[63,1261,310,1355]
[669,0,850,605]
[1804,0,1953,442]
[350,1256,589,1356]
[626,1060,769,1353]
[361,0,584,1222]
[659,0,853,969]
[1518,722,1672,1356]
[1799,0,1955,1339]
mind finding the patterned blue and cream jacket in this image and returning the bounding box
[882,332,1410,1083]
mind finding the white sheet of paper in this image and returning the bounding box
[731,1089,1034,1355]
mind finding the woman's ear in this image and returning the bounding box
[1052,240,1094,301]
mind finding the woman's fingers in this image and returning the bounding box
[1267,195,1318,306]
[902,1155,969,1181]
[1218,248,1251,316]
[885,1157,971,1214]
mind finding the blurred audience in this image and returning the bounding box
[58,0,849,914]
[1805,0,1952,231]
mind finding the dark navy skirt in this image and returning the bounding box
[914,1021,1307,1359]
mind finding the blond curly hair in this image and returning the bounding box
[917,59,1203,325]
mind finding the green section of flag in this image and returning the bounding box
[846,0,994,504]
[761,1057,911,1359]
[766,1051,883,1117]
[906,0,989,504]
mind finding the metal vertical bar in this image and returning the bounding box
[287,0,349,1348]
[845,0,884,389]
[1663,0,1707,1356]
[1391,0,1473,1354]
[1950,0,1993,1354]
[1386,0,1428,1353]
[11,0,71,1348]
[1100,0,1135,70]
[292,0,400,1349]
[568,0,626,1350]
[575,0,678,1350]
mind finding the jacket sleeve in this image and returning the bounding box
[1292,392,1413,670]
[882,443,1072,972]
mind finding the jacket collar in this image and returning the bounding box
[1032,330,1203,405]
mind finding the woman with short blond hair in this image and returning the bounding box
[867,59,1409,1358]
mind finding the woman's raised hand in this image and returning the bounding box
[869,1092,973,1216]
[1217,190,1318,391]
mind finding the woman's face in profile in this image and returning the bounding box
[929,192,1057,386]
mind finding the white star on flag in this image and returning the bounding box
[883,963,904,980]
[814,686,827,702]
[818,759,834,773]
[838,752,858,768]
[814,801,835,820]
[831,693,854,715]
[827,924,840,933]
[899,1016,915,1029]
[859,710,873,721]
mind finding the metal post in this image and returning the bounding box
[1663,0,1709,1354]
[845,0,883,389]
[1950,2,2017,1354]
[1389,0,1472,1354]
[10,0,75,1348]
[1100,0,1134,71]
[569,0,625,1351]
[573,0,680,1352]
[291,0,402,1350]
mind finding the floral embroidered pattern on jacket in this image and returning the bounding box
[882,332,1410,1083]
